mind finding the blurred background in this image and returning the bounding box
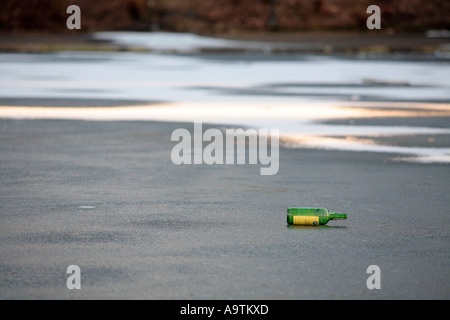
[2,0,449,34]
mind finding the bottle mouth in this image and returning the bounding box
[330,213,347,220]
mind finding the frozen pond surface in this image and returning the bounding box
[0,32,449,162]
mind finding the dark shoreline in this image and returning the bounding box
[1,31,449,55]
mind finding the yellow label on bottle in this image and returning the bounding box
[293,216,319,226]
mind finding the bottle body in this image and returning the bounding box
[287,207,347,226]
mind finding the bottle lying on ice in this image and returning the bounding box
[287,207,347,226]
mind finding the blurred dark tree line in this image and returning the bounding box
[1,0,449,33]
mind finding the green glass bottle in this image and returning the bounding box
[287,207,347,226]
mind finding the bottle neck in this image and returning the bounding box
[329,213,347,220]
